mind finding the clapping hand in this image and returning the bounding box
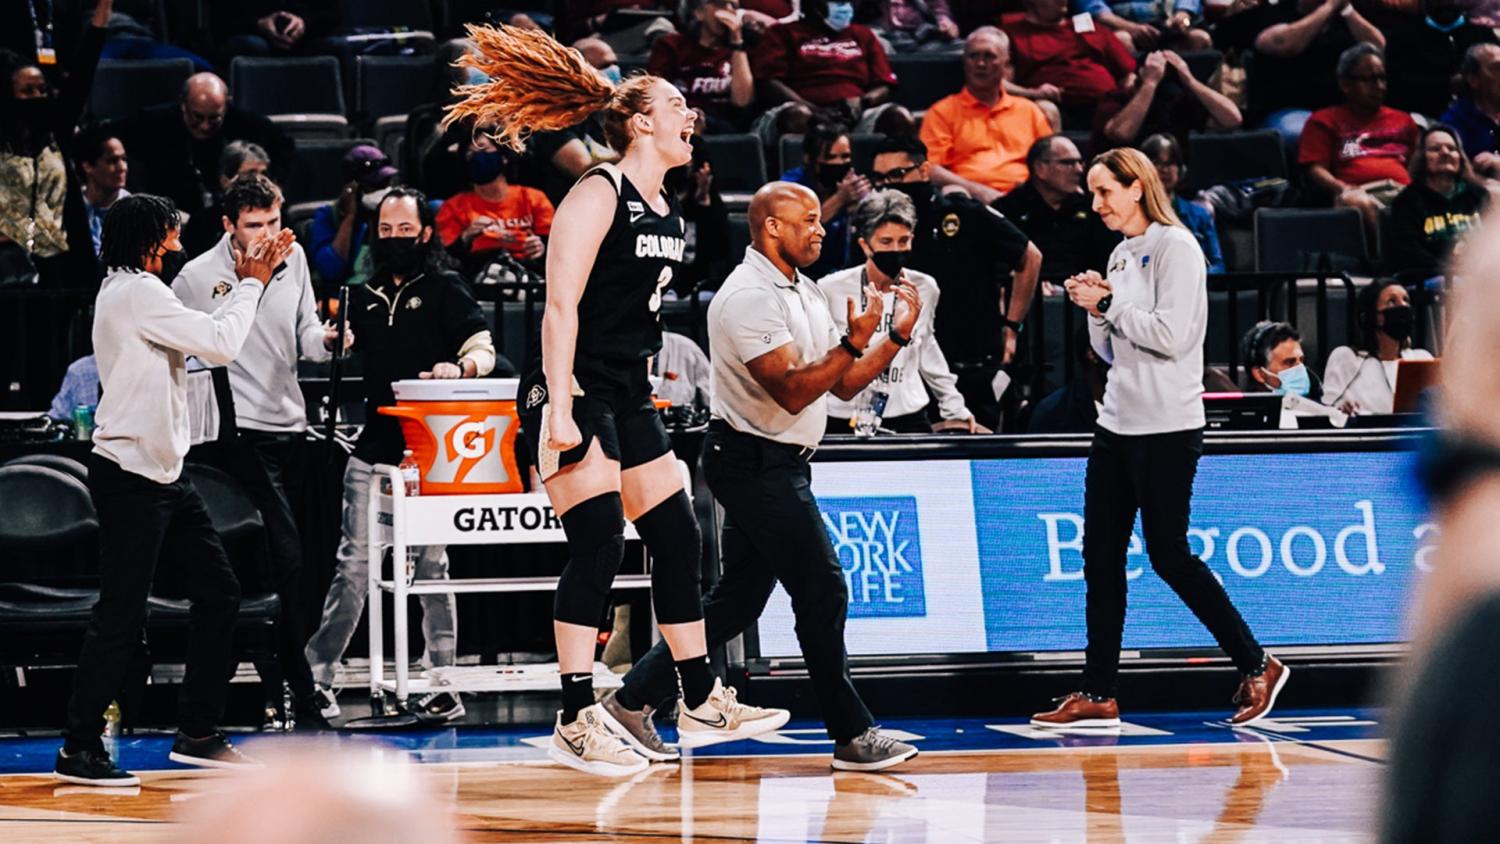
[846,281,884,348]
[233,229,296,285]
[1064,271,1112,317]
[891,278,922,339]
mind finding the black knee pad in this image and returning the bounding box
[633,490,704,625]
[554,493,626,627]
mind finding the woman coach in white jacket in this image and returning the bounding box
[1033,148,1288,729]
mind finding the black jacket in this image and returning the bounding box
[995,182,1119,282]
[1385,180,1488,278]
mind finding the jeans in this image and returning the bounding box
[303,456,455,687]
[1081,426,1265,697]
[101,36,214,72]
[620,425,875,743]
[64,455,241,752]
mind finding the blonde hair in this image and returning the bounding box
[443,24,660,153]
[1090,146,1182,228]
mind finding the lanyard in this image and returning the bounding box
[29,0,56,65]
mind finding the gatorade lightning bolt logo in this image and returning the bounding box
[422,414,512,485]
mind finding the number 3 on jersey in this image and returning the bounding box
[649,265,673,315]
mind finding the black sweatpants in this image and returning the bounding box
[619,423,874,743]
[1082,426,1265,698]
[63,454,241,752]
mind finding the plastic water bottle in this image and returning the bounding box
[399,449,421,497]
[103,700,122,762]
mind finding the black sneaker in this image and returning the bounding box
[292,695,333,731]
[414,691,465,722]
[168,731,260,769]
[54,747,140,787]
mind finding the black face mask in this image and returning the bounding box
[373,235,426,277]
[11,96,50,128]
[870,249,910,279]
[887,181,934,217]
[1380,305,1414,342]
[819,162,852,187]
[159,250,187,283]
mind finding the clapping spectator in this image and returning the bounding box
[1386,124,1488,279]
[1299,44,1419,239]
[1077,0,1212,53]
[308,145,399,286]
[752,0,912,141]
[646,0,754,133]
[1380,0,1496,120]
[74,127,131,258]
[1140,134,1225,273]
[782,121,867,277]
[214,2,338,61]
[1321,279,1432,415]
[664,136,733,292]
[919,27,1053,203]
[996,135,1120,279]
[1001,0,1137,128]
[436,134,554,278]
[1443,43,1500,180]
[1094,50,1241,151]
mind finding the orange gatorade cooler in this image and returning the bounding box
[378,378,522,494]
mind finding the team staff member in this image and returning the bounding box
[1037,148,1288,729]
[606,182,923,773]
[56,195,291,786]
[303,188,496,724]
[173,175,345,729]
[820,190,982,434]
[867,134,1041,430]
[446,26,785,778]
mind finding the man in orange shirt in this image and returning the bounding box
[918,27,1053,204]
[436,134,555,276]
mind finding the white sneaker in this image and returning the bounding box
[312,685,340,720]
[549,705,650,777]
[676,678,790,748]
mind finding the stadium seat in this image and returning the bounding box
[336,0,437,44]
[230,56,349,140]
[888,55,964,112]
[702,133,767,203]
[284,137,376,211]
[1176,49,1224,84]
[1061,129,1091,162]
[87,58,194,123]
[1253,207,1369,273]
[355,55,437,125]
[0,464,97,550]
[1186,129,1286,194]
[5,454,88,483]
[728,212,752,269]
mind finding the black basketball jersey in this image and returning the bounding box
[572,165,686,368]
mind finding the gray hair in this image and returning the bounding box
[1461,41,1500,76]
[852,189,917,242]
[1336,42,1383,80]
[219,140,270,181]
[966,26,1010,53]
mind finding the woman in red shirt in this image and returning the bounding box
[646,0,755,133]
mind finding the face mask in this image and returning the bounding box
[602,64,623,85]
[1426,11,1465,30]
[372,235,425,276]
[819,162,852,186]
[1270,363,1311,397]
[870,249,910,279]
[1380,304,1414,342]
[159,249,187,282]
[825,1,855,30]
[888,181,933,216]
[467,150,507,185]
[465,67,490,86]
[12,96,50,127]
[361,186,393,212]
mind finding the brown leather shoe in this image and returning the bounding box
[1230,656,1290,725]
[1031,693,1121,727]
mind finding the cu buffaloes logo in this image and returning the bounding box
[525,384,546,410]
[211,280,233,298]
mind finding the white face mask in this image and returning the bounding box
[361,186,393,211]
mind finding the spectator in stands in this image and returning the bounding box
[436,134,554,278]
[646,0,754,133]
[1077,0,1212,53]
[181,141,271,258]
[407,39,482,201]
[860,0,963,53]
[918,27,1052,203]
[1094,50,1241,152]
[563,0,678,54]
[74,128,131,258]
[503,38,622,205]
[1241,321,1309,395]
[1027,326,1106,434]
[0,0,109,289]
[651,331,714,412]
[1380,0,1496,120]
[1140,133,1224,273]
[1300,44,1419,239]
[309,144,399,287]
[820,190,985,434]
[48,354,99,423]
[869,134,1042,428]
[1001,0,1136,128]
[664,135,733,292]
[752,0,910,141]
[1443,43,1500,180]
[1386,124,1488,279]
[1322,279,1433,415]
[214,2,339,61]
[997,135,1120,279]
[1214,0,1383,149]
[172,175,341,731]
[97,0,213,70]
[112,73,295,226]
[782,121,868,278]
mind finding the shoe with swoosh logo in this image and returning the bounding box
[549,705,649,777]
[676,678,790,748]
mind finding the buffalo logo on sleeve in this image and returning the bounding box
[941,213,961,237]
[525,384,547,410]
[211,281,233,298]
[406,296,423,310]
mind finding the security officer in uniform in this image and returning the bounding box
[866,134,1042,430]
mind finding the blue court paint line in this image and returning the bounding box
[0,708,1384,776]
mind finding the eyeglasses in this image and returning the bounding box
[1045,157,1084,168]
[871,164,920,184]
[1345,73,1387,85]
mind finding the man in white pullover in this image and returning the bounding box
[173,175,345,729]
[55,194,293,787]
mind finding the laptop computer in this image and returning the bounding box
[1392,358,1440,414]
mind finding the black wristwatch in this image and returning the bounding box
[838,334,863,358]
[1097,294,1113,315]
[889,328,912,347]
[730,41,747,50]
[1001,317,1025,335]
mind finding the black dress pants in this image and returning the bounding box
[1081,426,1265,698]
[620,424,875,743]
[64,455,241,752]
